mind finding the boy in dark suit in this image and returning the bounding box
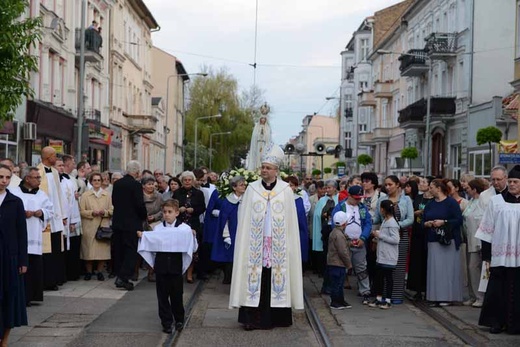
[137,199,197,334]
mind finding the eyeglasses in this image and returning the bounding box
[29,176,41,180]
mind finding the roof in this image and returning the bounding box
[372,0,414,49]
[128,0,159,30]
[176,60,190,81]
[503,93,519,120]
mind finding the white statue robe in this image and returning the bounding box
[246,122,272,171]
[229,179,304,310]
[10,186,53,255]
[37,163,65,253]
[475,194,520,268]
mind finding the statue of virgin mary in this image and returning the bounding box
[246,103,272,171]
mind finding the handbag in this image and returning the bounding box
[95,217,113,241]
[433,223,453,246]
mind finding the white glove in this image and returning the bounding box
[224,237,232,246]
[212,210,220,217]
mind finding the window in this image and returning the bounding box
[359,81,368,91]
[451,145,462,179]
[360,38,369,61]
[468,150,491,178]
[359,124,368,133]
[345,131,352,149]
[0,123,18,162]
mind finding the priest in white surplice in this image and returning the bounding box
[476,164,520,334]
[10,167,53,305]
[230,143,303,331]
[37,146,66,290]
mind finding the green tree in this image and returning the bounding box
[323,167,332,174]
[0,1,41,124]
[476,126,502,165]
[401,147,419,175]
[357,154,373,167]
[185,67,255,170]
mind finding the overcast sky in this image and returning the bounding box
[147,0,403,145]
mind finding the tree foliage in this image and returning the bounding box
[0,0,42,124]
[357,154,373,166]
[323,167,332,174]
[401,147,419,174]
[184,67,255,171]
[476,126,502,163]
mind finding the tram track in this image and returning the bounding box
[304,292,333,347]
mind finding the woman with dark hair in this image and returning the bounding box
[162,177,181,201]
[373,175,414,304]
[0,164,28,346]
[142,176,163,281]
[423,179,463,306]
[284,176,309,264]
[447,179,468,212]
[407,176,434,299]
[404,180,419,202]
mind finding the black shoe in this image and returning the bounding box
[162,324,173,334]
[175,322,184,331]
[97,272,105,281]
[490,324,504,334]
[26,302,32,307]
[244,324,256,331]
[108,273,116,279]
[115,277,134,290]
[84,273,92,281]
[45,285,59,291]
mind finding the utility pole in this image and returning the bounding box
[76,0,86,162]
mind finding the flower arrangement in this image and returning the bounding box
[216,168,260,198]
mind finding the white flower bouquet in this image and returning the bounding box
[216,168,260,198]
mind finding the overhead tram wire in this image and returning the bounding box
[251,0,259,87]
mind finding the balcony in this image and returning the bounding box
[398,97,456,129]
[399,49,429,77]
[85,109,101,132]
[75,28,103,66]
[424,32,457,58]
[344,108,353,119]
[359,91,376,107]
[358,132,374,146]
[372,127,392,142]
[127,114,158,134]
[374,80,393,98]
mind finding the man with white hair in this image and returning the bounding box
[230,143,303,330]
[111,160,147,290]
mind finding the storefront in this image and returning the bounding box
[87,123,112,172]
[26,100,76,165]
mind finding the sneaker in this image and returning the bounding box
[330,301,347,310]
[379,301,392,309]
[438,302,451,307]
[362,295,370,305]
[462,299,474,306]
[472,300,483,308]
[368,299,383,308]
[341,300,352,309]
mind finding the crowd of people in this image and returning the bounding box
[1,145,519,341]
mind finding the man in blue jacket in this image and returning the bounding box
[332,185,372,305]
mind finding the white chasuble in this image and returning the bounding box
[476,194,520,267]
[229,179,304,310]
[37,164,65,253]
[10,187,53,255]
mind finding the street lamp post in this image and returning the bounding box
[164,72,207,173]
[209,131,232,171]
[194,114,222,168]
[377,49,433,176]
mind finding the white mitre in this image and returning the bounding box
[261,142,284,168]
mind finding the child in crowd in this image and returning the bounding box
[137,199,198,334]
[369,200,400,309]
[327,211,353,309]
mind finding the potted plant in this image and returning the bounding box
[401,147,419,175]
[357,154,373,168]
[311,169,321,178]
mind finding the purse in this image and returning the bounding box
[95,226,113,240]
[433,223,453,246]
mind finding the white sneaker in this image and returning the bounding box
[462,299,474,306]
[472,300,483,308]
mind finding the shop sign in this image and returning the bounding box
[49,139,64,153]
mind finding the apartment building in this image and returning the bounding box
[109,0,159,170]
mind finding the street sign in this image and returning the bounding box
[499,153,520,164]
[337,166,346,177]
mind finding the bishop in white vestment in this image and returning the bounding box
[230,143,303,331]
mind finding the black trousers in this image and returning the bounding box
[156,273,184,327]
[373,265,394,300]
[43,231,66,288]
[65,235,82,281]
[112,230,138,281]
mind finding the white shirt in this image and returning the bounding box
[344,203,362,240]
[0,191,6,206]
